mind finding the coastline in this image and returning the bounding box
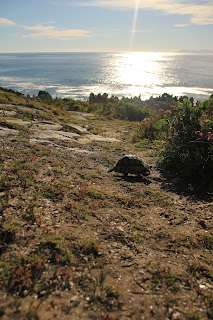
[0,52,212,101]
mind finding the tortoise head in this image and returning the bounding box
[143,165,151,176]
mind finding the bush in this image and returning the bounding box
[110,101,149,121]
[132,107,176,142]
[157,96,213,194]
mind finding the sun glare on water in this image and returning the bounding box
[116,52,165,87]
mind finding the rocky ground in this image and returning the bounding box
[0,103,212,320]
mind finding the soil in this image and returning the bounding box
[0,103,212,320]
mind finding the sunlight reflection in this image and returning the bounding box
[115,52,170,90]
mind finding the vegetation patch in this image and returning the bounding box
[148,263,183,293]
[132,95,213,195]
[0,88,212,320]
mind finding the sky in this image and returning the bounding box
[0,0,213,53]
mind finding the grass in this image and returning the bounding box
[0,223,18,245]
[148,262,183,293]
[188,262,213,280]
[22,302,40,320]
[0,89,213,320]
[185,311,202,320]
[155,229,171,240]
[38,181,68,200]
[143,188,173,208]
[37,233,74,265]
[167,233,213,250]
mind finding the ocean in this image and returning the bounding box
[0,52,213,101]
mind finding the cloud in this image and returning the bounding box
[0,17,89,40]
[174,23,191,27]
[73,0,213,25]
[22,25,89,40]
[0,18,16,26]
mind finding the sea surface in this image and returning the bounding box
[0,52,213,101]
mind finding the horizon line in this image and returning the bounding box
[0,50,213,54]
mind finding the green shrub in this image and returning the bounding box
[131,104,181,142]
[158,96,213,194]
[51,95,150,121]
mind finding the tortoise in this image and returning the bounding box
[108,155,150,177]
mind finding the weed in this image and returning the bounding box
[94,271,107,295]
[185,311,202,320]
[74,239,100,258]
[22,201,37,222]
[168,234,197,249]
[205,292,213,319]
[155,230,171,239]
[38,233,74,265]
[92,271,120,312]
[38,181,69,200]
[0,174,12,191]
[24,302,40,320]
[0,223,17,247]
[144,189,172,208]
[188,262,213,280]
[87,187,106,200]
[164,295,178,309]
[196,234,213,250]
[0,256,45,296]
[148,263,183,292]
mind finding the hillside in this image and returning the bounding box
[0,90,212,320]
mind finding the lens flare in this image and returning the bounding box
[129,0,140,51]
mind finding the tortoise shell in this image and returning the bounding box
[108,155,150,176]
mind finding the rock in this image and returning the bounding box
[70,295,79,302]
[0,126,18,136]
[7,119,33,128]
[23,290,28,296]
[172,312,181,320]
[86,124,94,131]
[69,111,97,121]
[198,219,207,229]
[0,110,16,117]
[32,130,79,141]
[62,124,88,135]
[0,192,7,197]
[38,90,52,100]
[2,104,43,114]
[150,306,155,314]
[79,134,120,143]
[29,138,62,147]
[36,122,63,131]
[29,138,92,154]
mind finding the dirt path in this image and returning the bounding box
[0,104,212,320]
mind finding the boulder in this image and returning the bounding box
[38,90,52,100]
